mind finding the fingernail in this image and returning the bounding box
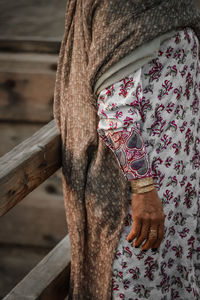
[134,243,139,248]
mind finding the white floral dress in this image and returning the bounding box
[97,27,200,300]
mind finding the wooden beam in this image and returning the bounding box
[0,123,42,156]
[2,235,71,300]
[0,52,58,123]
[0,38,61,54]
[0,120,62,216]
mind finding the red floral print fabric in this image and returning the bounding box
[99,27,200,300]
[97,71,153,180]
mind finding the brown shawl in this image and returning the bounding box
[53,1,200,299]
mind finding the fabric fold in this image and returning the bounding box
[53,1,200,298]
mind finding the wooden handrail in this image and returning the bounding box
[3,235,71,300]
[0,120,61,216]
[0,120,71,300]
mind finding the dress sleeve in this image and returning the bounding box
[96,74,153,181]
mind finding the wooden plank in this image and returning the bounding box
[0,204,67,248]
[0,123,66,247]
[0,52,58,73]
[0,71,55,122]
[0,245,51,299]
[0,120,61,216]
[0,52,58,122]
[0,123,42,156]
[0,0,66,53]
[0,180,67,247]
[2,235,71,300]
[0,170,67,298]
[194,0,200,11]
[0,38,61,54]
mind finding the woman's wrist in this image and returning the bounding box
[130,177,155,194]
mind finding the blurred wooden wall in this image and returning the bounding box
[0,1,68,298]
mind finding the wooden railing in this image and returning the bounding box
[0,120,71,300]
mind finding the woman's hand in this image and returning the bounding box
[126,188,165,251]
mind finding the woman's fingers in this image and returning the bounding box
[151,222,165,249]
[127,216,165,250]
[128,188,165,251]
[126,217,142,243]
[141,226,158,251]
[141,216,165,251]
[132,217,150,247]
